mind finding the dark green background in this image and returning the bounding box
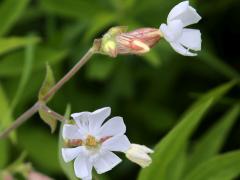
[0,0,239,179]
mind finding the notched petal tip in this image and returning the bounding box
[167,1,201,27]
[98,116,127,138]
[93,107,111,117]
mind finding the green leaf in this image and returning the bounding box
[166,144,187,180]
[185,151,240,180]
[38,64,55,101]
[0,36,40,56]
[185,104,240,172]
[6,152,27,170]
[18,126,61,173]
[38,64,57,132]
[38,109,57,133]
[0,46,68,77]
[138,81,235,180]
[0,140,9,168]
[58,104,78,180]
[11,36,36,110]
[0,85,16,142]
[0,0,30,36]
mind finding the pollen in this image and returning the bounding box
[85,135,98,148]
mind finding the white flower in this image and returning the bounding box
[159,1,202,56]
[62,107,131,180]
[125,144,154,168]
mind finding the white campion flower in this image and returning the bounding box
[125,144,154,168]
[159,1,202,56]
[62,107,131,180]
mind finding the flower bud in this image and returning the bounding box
[100,27,161,57]
[125,144,154,168]
[116,28,161,55]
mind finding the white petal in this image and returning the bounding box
[179,28,201,50]
[170,42,197,56]
[89,107,111,133]
[126,149,152,168]
[160,24,171,40]
[167,1,201,27]
[160,20,183,42]
[93,151,121,174]
[102,135,131,152]
[168,20,184,38]
[126,144,153,168]
[131,144,154,153]
[74,155,92,179]
[62,124,84,139]
[62,147,83,163]
[71,112,91,134]
[97,117,126,138]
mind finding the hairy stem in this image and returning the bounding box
[0,102,40,139]
[0,42,100,140]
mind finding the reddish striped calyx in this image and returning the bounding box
[100,26,162,57]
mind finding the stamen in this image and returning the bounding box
[85,135,98,147]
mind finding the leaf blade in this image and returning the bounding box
[185,104,240,172]
[11,36,36,110]
[138,81,235,180]
[185,151,240,180]
[0,36,40,55]
[0,0,30,36]
[38,64,55,101]
[0,46,68,77]
[0,85,16,142]
[38,64,57,132]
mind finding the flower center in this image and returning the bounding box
[85,135,98,148]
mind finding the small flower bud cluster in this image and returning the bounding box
[100,27,161,57]
[99,1,201,58]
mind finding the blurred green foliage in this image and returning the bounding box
[0,0,240,179]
